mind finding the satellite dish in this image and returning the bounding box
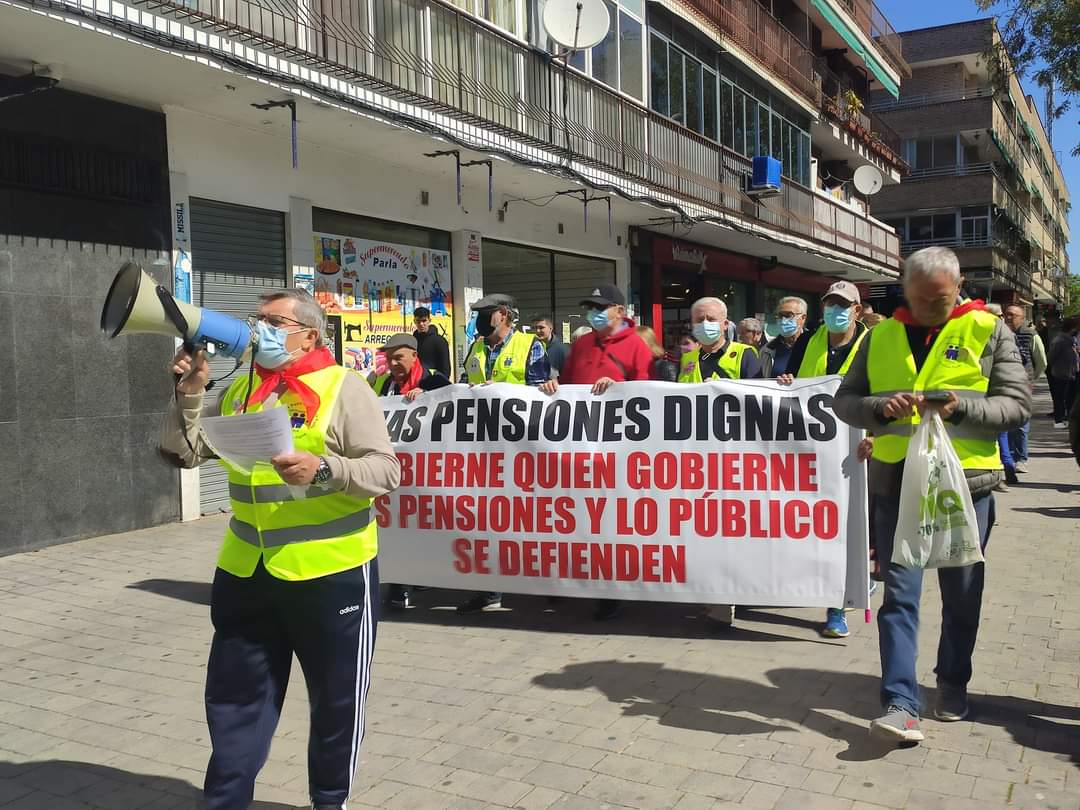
[543,0,611,51]
[853,165,884,196]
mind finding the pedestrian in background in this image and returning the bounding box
[759,296,808,376]
[776,281,869,639]
[413,306,451,378]
[736,317,764,352]
[1002,304,1046,472]
[459,293,549,615]
[834,246,1029,744]
[636,325,678,381]
[540,283,653,621]
[1047,316,1080,429]
[533,316,569,376]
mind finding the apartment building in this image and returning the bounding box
[0,0,909,544]
[868,19,1071,317]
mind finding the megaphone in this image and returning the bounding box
[100,262,253,359]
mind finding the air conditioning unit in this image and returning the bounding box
[748,156,782,198]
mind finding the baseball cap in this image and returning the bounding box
[579,283,626,308]
[381,334,418,352]
[822,281,860,305]
[472,293,516,311]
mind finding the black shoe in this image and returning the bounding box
[933,683,970,722]
[388,587,411,610]
[312,803,344,810]
[457,593,502,614]
[1004,467,1019,485]
[593,599,622,621]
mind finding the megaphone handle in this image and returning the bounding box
[155,285,191,339]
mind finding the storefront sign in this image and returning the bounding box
[671,241,708,271]
[313,231,453,377]
[376,378,869,607]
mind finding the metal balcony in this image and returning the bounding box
[112,0,899,269]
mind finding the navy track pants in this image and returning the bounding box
[203,556,379,809]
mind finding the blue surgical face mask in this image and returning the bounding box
[254,319,304,369]
[823,304,853,333]
[586,308,610,331]
[779,317,799,337]
[692,320,722,344]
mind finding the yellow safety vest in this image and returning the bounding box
[867,311,1000,470]
[216,364,378,581]
[465,332,537,384]
[370,367,436,396]
[796,324,868,378]
[678,343,753,382]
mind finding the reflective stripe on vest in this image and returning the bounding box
[217,364,378,581]
[465,332,536,384]
[796,325,867,378]
[867,312,1000,469]
[677,343,752,382]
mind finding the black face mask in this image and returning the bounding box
[476,314,497,338]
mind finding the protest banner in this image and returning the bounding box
[376,378,869,609]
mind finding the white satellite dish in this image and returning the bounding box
[852,165,884,196]
[543,0,611,51]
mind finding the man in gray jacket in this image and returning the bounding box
[834,247,1030,744]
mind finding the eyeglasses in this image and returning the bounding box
[253,313,314,329]
[776,311,803,319]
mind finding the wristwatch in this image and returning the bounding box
[312,456,333,488]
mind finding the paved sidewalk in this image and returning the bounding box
[1,393,1078,810]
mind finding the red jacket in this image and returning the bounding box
[562,319,654,384]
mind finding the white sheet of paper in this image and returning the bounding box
[201,407,294,472]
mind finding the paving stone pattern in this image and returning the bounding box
[1,391,1078,809]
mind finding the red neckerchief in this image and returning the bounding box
[398,361,426,394]
[891,299,986,346]
[247,347,337,425]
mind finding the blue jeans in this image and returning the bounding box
[997,433,1014,469]
[874,492,995,716]
[1007,421,1029,463]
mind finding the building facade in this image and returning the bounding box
[868,19,1071,318]
[1,0,908,541]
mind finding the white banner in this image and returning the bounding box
[376,378,869,608]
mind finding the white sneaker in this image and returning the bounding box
[1054,422,1067,429]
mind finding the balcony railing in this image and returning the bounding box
[834,0,909,78]
[120,0,899,269]
[870,86,993,113]
[900,234,992,254]
[676,0,820,106]
[906,162,993,181]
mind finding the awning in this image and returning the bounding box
[1022,119,1038,145]
[990,130,1019,174]
[810,0,900,99]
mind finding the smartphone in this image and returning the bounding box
[921,391,952,403]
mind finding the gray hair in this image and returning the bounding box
[738,317,763,333]
[691,296,728,318]
[777,296,808,315]
[983,302,1003,316]
[903,246,961,284]
[260,288,327,346]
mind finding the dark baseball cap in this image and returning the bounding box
[381,334,417,352]
[580,283,625,308]
[472,293,516,311]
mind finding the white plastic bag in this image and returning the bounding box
[893,413,985,569]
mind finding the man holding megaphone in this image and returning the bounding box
[159,287,401,810]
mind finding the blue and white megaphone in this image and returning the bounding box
[100,261,253,359]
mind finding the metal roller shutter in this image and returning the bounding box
[189,198,287,515]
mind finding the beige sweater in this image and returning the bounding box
[161,369,401,501]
